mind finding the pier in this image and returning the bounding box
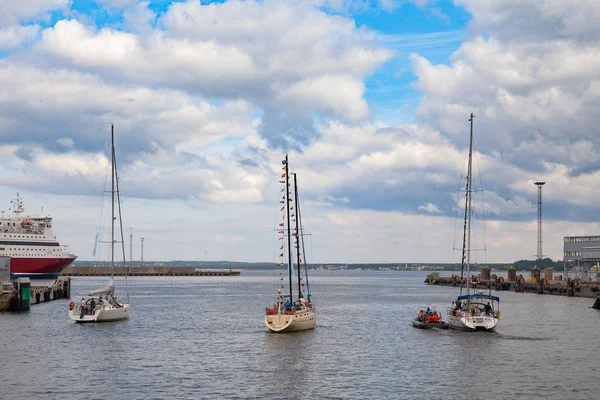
[61,266,241,277]
[0,276,71,312]
[425,269,600,299]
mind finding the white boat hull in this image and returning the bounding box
[447,312,498,331]
[265,307,316,333]
[69,304,130,323]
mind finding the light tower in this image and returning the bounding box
[534,181,546,261]
[141,237,144,269]
[129,228,133,268]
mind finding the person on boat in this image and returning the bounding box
[432,313,439,323]
[114,297,121,308]
[418,310,424,320]
[469,303,477,316]
[90,298,96,314]
[79,298,86,318]
[285,300,292,311]
[426,307,431,315]
[484,302,492,316]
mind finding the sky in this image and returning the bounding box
[0,0,599,264]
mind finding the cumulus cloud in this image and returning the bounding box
[405,0,600,223]
[0,62,255,155]
[34,1,392,147]
[0,0,599,263]
[418,202,441,213]
[0,0,67,25]
[0,25,40,50]
[456,0,600,42]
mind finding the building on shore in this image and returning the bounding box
[563,235,600,281]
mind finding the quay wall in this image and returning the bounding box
[425,274,600,298]
[1,277,70,312]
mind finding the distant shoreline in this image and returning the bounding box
[70,259,564,271]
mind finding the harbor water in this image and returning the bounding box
[1,270,599,399]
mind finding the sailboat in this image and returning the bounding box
[69,124,131,323]
[446,114,500,331]
[264,155,316,333]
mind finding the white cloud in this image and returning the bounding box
[56,137,74,148]
[0,0,67,25]
[0,0,599,264]
[34,1,392,145]
[411,36,600,171]
[0,25,40,50]
[277,74,369,122]
[40,20,140,67]
[418,202,441,213]
[0,62,256,154]
[455,0,600,41]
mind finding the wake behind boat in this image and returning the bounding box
[69,124,130,323]
[265,155,316,333]
[446,114,500,331]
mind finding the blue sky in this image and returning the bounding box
[0,0,599,263]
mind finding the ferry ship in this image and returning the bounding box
[0,194,77,279]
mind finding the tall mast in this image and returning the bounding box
[111,123,115,274]
[285,155,293,300]
[293,173,302,298]
[466,113,474,295]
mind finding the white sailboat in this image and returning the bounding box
[446,114,500,331]
[69,124,131,323]
[265,155,316,333]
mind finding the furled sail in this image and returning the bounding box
[88,277,115,297]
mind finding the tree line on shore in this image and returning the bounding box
[73,258,563,271]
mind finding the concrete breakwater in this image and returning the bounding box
[61,266,241,277]
[425,272,600,299]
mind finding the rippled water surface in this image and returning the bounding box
[1,270,599,399]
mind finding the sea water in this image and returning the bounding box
[1,270,599,399]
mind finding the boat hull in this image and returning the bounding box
[265,307,316,333]
[447,313,498,331]
[69,304,130,323]
[411,318,449,329]
[10,257,76,279]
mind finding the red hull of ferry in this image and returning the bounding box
[10,257,76,277]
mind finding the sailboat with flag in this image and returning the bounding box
[264,155,316,333]
[446,114,500,331]
[69,124,131,323]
